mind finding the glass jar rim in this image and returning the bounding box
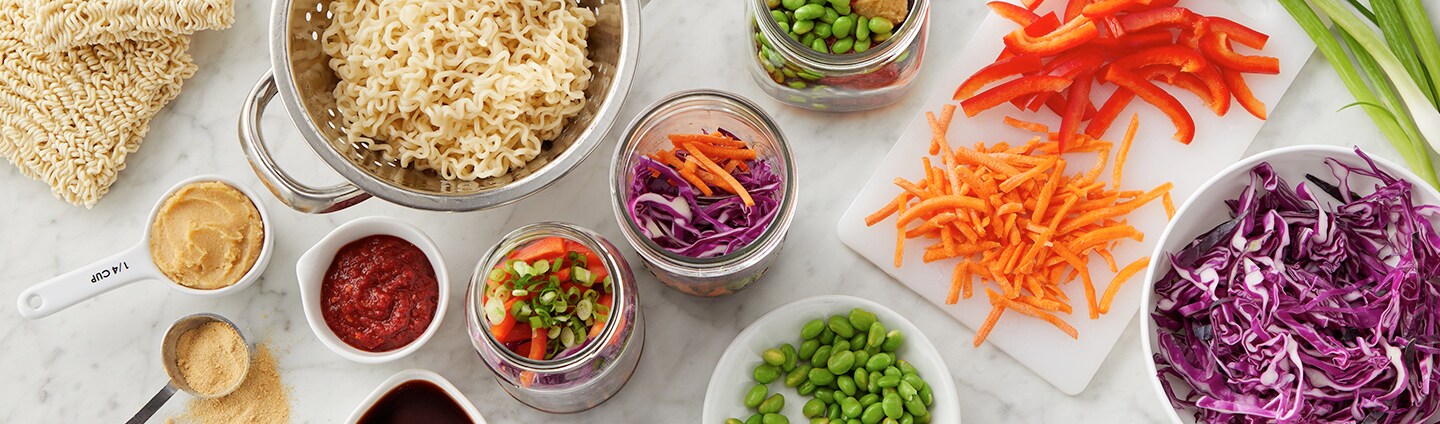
[751,0,930,72]
[609,89,799,271]
[468,222,628,370]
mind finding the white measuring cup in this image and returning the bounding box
[16,175,274,319]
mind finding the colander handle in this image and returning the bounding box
[238,70,370,214]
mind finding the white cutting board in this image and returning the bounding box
[836,1,1314,395]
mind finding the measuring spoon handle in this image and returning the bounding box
[15,244,160,319]
[126,382,177,424]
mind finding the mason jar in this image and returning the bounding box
[748,0,930,112]
[609,89,799,297]
[464,222,643,413]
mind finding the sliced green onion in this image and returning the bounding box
[548,325,562,339]
[573,267,594,285]
[560,327,576,347]
[488,268,507,282]
[602,275,613,293]
[529,316,544,329]
[576,298,593,321]
[533,259,550,275]
[513,261,534,277]
[484,297,506,324]
[511,289,528,297]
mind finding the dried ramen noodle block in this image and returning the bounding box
[0,0,198,207]
[24,0,234,51]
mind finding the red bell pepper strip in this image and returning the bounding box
[1115,7,1196,33]
[1082,0,1149,18]
[1198,33,1280,75]
[961,75,1074,117]
[1112,45,1208,73]
[1064,0,1088,21]
[499,323,532,343]
[1100,15,1125,37]
[1058,73,1095,148]
[1041,93,1096,119]
[1091,30,1173,51]
[954,54,1045,100]
[587,293,615,340]
[1102,66,1195,144]
[989,1,1041,26]
[528,328,547,360]
[1045,47,1107,79]
[1200,16,1268,49]
[1024,13,1062,37]
[1004,17,1099,56]
[1187,64,1231,115]
[1085,89,1136,138]
[1136,64,1228,116]
[1024,0,1045,10]
[510,237,567,263]
[1221,67,1267,120]
[489,297,524,341]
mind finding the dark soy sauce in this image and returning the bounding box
[358,380,472,424]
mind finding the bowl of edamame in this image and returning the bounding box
[702,295,958,424]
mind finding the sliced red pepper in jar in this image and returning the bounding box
[1004,16,1100,56]
[1221,67,1267,120]
[1199,33,1280,75]
[528,328,547,360]
[961,75,1075,117]
[1102,66,1195,144]
[509,237,567,263]
[954,54,1045,100]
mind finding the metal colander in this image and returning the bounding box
[241,0,639,213]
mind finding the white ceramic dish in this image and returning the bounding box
[344,368,487,424]
[296,216,448,363]
[1139,145,1440,422]
[702,295,959,424]
[834,1,1316,395]
[16,175,274,319]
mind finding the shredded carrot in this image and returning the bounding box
[1099,257,1150,314]
[667,133,747,148]
[1162,192,1176,219]
[867,106,1172,345]
[685,144,754,206]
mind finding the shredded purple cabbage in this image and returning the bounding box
[626,136,782,259]
[1152,149,1440,423]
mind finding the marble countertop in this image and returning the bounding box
[1,1,1425,423]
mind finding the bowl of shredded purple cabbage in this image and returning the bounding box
[1141,145,1440,424]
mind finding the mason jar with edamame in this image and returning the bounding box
[724,308,937,423]
[748,0,931,112]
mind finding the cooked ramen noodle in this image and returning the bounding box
[323,0,596,180]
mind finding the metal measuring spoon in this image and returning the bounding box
[126,313,252,424]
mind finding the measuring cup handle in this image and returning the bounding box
[126,383,177,424]
[16,244,159,319]
[238,69,370,214]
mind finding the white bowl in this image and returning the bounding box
[296,216,449,363]
[702,295,960,424]
[1139,145,1440,422]
[344,368,487,424]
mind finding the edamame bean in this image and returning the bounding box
[820,327,835,344]
[859,393,879,407]
[901,374,925,393]
[759,394,786,414]
[828,316,856,338]
[881,330,904,352]
[866,353,892,372]
[883,419,899,424]
[767,0,781,9]
[772,10,789,26]
[782,0,806,10]
[808,367,836,386]
[861,403,885,424]
[904,397,928,416]
[814,22,832,39]
[802,319,826,340]
[854,368,869,391]
[799,339,820,361]
[882,393,903,419]
[815,387,835,404]
[755,363,781,384]
[873,32,891,43]
[763,413,791,424]
[850,333,866,349]
[799,380,818,396]
[837,375,857,396]
[852,350,869,369]
[801,32,818,47]
[897,381,917,402]
[840,396,863,418]
[813,419,832,424]
[866,322,886,349]
[729,419,745,424]
[828,350,856,375]
[833,0,851,15]
[804,398,828,418]
[747,413,764,424]
[899,415,914,424]
[812,346,834,366]
[746,384,769,408]
[829,403,843,420]
[786,365,812,387]
[832,16,854,38]
[884,366,901,378]
[795,4,825,20]
[897,360,917,376]
[914,412,931,424]
[849,309,877,331]
[793,19,815,35]
[876,374,900,388]
[854,39,871,53]
[782,343,799,372]
[789,31,803,42]
[919,384,933,406]
[764,348,786,366]
[833,340,851,354]
[868,17,894,34]
[822,8,840,24]
[856,16,870,41]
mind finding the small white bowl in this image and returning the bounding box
[702,295,960,424]
[296,216,449,363]
[345,368,487,424]
[1139,145,1440,422]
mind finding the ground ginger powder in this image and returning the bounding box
[172,343,290,424]
[176,322,247,396]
